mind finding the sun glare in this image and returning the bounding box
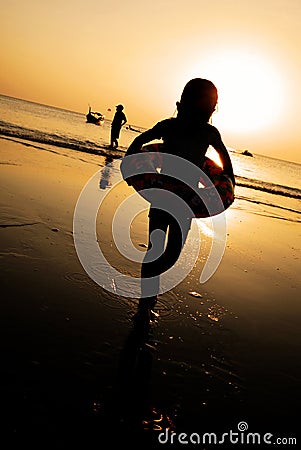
[203,50,285,133]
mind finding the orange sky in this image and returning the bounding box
[1,0,301,163]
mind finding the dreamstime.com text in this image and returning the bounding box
[158,422,297,446]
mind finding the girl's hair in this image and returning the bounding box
[178,78,218,122]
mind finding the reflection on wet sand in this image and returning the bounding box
[103,314,175,446]
[99,155,114,190]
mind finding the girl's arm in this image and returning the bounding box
[121,123,163,185]
[211,128,235,185]
[218,146,235,185]
[125,122,164,156]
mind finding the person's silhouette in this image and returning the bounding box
[123,78,235,320]
[110,104,127,149]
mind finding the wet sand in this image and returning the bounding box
[1,137,300,448]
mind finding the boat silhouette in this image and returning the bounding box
[86,105,104,125]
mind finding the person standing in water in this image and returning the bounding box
[123,78,235,320]
[110,104,127,149]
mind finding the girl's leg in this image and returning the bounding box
[140,208,168,308]
[140,208,191,308]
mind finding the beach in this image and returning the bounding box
[1,135,300,448]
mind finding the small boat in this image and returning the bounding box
[241,149,253,157]
[86,106,104,125]
[126,124,141,133]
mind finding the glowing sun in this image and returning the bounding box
[204,50,285,133]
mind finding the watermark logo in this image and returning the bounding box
[237,421,248,432]
[73,153,228,298]
[158,421,297,446]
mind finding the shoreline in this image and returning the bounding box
[1,138,300,446]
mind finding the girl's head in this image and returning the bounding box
[176,78,218,122]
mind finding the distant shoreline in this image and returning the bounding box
[1,92,300,165]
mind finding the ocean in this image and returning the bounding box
[1,93,300,223]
